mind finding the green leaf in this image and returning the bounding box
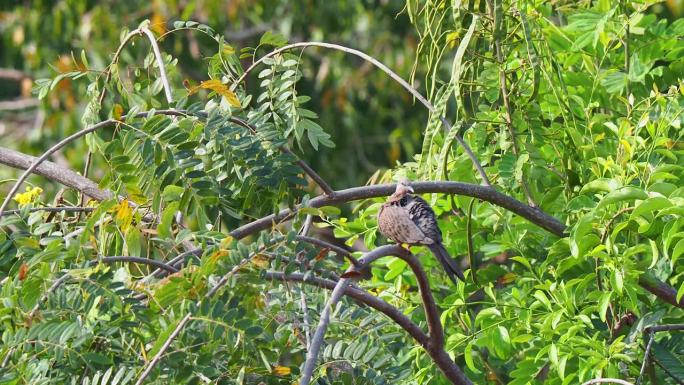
[598,292,612,322]
[671,238,684,268]
[580,178,621,193]
[384,258,407,281]
[259,31,287,47]
[628,53,651,82]
[549,343,559,367]
[596,187,648,210]
[158,202,179,239]
[162,185,185,202]
[652,342,684,380]
[125,227,142,257]
[630,196,672,218]
[464,343,481,373]
[611,269,623,295]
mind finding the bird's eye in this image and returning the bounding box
[399,196,408,206]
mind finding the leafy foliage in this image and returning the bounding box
[0,1,683,385]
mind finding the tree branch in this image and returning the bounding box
[229,182,683,309]
[265,270,430,341]
[0,205,94,218]
[0,109,186,217]
[265,268,473,385]
[393,248,444,349]
[296,235,359,267]
[229,181,566,240]
[638,272,684,309]
[232,41,491,186]
[293,244,471,385]
[299,276,349,385]
[133,313,192,385]
[90,256,179,274]
[0,147,113,202]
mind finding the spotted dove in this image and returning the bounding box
[377,179,465,284]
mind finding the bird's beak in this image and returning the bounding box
[407,186,415,193]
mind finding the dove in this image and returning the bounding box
[378,179,465,284]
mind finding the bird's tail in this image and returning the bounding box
[428,243,465,285]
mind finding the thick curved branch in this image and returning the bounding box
[393,248,444,349]
[232,41,490,186]
[265,270,473,385]
[299,245,406,385]
[638,273,684,309]
[229,181,565,240]
[264,271,429,345]
[230,182,683,309]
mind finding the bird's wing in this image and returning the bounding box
[405,195,442,243]
[378,204,430,244]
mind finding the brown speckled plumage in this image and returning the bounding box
[378,180,465,284]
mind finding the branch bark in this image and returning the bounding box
[0,109,187,217]
[0,146,112,202]
[266,266,473,384]
[638,272,684,309]
[294,244,472,385]
[228,181,566,240]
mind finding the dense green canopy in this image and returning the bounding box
[0,1,683,384]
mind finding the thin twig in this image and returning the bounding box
[0,206,94,217]
[296,235,359,267]
[90,256,179,274]
[644,324,684,333]
[148,247,203,279]
[139,28,174,104]
[133,313,192,385]
[466,198,478,285]
[232,41,491,186]
[637,331,655,385]
[580,379,634,385]
[204,257,252,298]
[83,27,174,208]
[487,0,536,206]
[28,273,71,319]
[298,215,314,349]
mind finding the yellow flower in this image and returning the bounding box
[13,186,43,206]
[272,366,291,376]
